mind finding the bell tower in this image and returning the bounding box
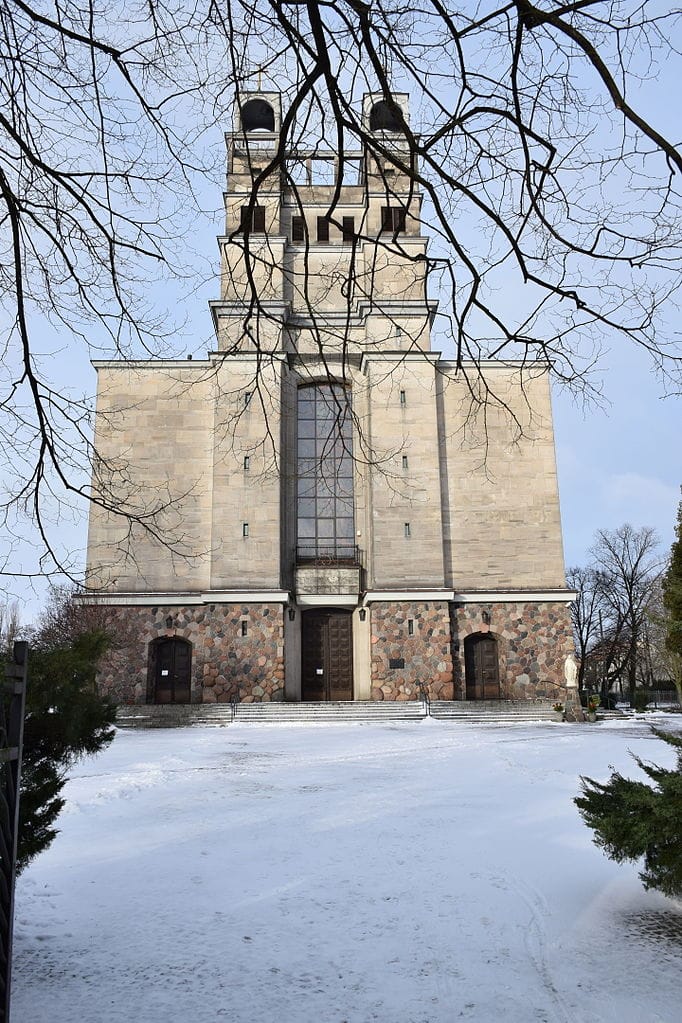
[211,90,436,358]
[211,91,287,353]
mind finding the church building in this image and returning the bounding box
[86,91,575,707]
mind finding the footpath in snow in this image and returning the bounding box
[13,717,682,1023]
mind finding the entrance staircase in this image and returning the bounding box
[116,704,234,729]
[429,700,560,723]
[232,700,426,723]
[117,699,564,728]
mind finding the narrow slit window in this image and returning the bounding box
[399,389,406,406]
[317,216,329,242]
[243,455,250,471]
[240,205,266,233]
[292,215,305,242]
[244,391,252,407]
[402,455,408,469]
[408,619,414,636]
[381,206,407,233]
[342,216,355,243]
[253,205,266,232]
[404,522,411,538]
[241,621,248,637]
[242,522,249,537]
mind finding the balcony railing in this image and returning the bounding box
[295,544,362,567]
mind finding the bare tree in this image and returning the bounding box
[2,2,681,587]
[589,524,662,705]
[0,600,21,656]
[567,564,606,692]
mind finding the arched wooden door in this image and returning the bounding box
[464,634,500,700]
[301,610,353,701]
[151,638,192,704]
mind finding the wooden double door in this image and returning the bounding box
[301,610,353,701]
[464,633,500,700]
[152,638,191,704]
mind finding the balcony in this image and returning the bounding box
[294,545,363,604]
[295,544,362,566]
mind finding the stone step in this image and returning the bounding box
[116,701,427,728]
[235,702,421,712]
[430,700,560,722]
[117,699,580,729]
[116,705,234,729]
[234,701,426,723]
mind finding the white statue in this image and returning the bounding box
[564,653,578,689]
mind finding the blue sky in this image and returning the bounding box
[553,338,680,568]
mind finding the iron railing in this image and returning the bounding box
[230,693,239,721]
[295,544,362,566]
[417,682,431,716]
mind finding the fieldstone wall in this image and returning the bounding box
[95,597,573,706]
[450,601,574,701]
[96,603,285,704]
[369,601,454,701]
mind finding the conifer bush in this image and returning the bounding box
[6,589,117,872]
[575,729,682,899]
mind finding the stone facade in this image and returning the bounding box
[85,89,577,709]
[369,601,454,701]
[98,603,285,705]
[96,598,573,706]
[451,601,574,701]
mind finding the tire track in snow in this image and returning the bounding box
[486,870,573,1023]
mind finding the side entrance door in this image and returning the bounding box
[464,634,500,700]
[301,610,353,701]
[153,638,192,704]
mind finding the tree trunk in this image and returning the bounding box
[628,629,638,707]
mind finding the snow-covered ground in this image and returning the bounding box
[13,717,682,1023]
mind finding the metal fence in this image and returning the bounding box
[0,642,28,1023]
[644,689,681,709]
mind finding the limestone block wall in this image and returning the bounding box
[221,236,285,304]
[450,601,574,701]
[209,356,284,589]
[363,316,432,353]
[86,363,214,592]
[369,601,454,701]
[438,365,567,590]
[96,603,285,705]
[362,244,428,302]
[365,354,445,588]
[287,248,362,312]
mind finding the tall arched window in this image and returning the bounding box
[297,384,354,562]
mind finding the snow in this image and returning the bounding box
[13,717,682,1023]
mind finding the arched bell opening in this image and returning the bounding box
[369,100,404,132]
[241,98,275,133]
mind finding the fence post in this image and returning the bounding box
[0,641,28,1023]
